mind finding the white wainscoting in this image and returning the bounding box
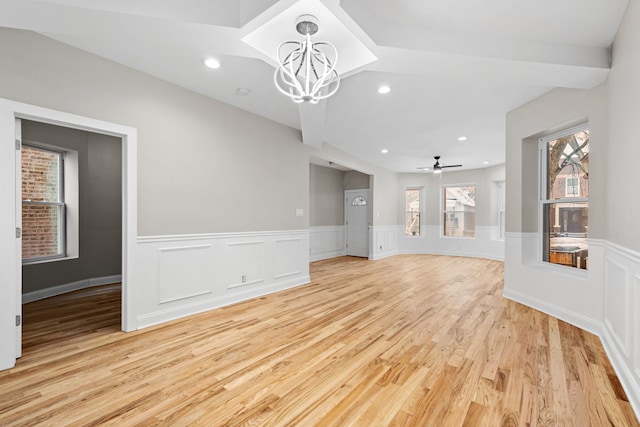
[504,233,640,418]
[398,225,504,261]
[312,225,503,262]
[135,230,310,329]
[309,225,345,261]
[370,225,399,260]
[599,242,640,418]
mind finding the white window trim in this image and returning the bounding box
[21,140,79,265]
[538,122,589,270]
[404,187,423,237]
[496,180,505,241]
[441,182,477,239]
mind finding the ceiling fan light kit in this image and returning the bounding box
[274,15,340,104]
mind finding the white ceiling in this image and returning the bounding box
[0,0,628,172]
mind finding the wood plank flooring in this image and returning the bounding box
[1,255,638,426]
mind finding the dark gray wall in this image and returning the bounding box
[22,120,122,293]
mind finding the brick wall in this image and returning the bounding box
[21,146,62,259]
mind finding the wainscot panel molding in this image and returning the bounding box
[600,242,640,419]
[135,230,310,329]
[504,234,640,418]
[22,275,123,303]
[370,225,399,260]
[309,225,345,261]
[398,225,504,261]
[158,245,213,304]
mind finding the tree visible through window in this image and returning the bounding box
[405,188,421,236]
[22,145,65,261]
[541,125,589,269]
[443,185,476,237]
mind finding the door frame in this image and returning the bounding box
[344,188,371,258]
[0,98,138,371]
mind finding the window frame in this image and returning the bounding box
[565,176,580,197]
[497,180,505,241]
[21,141,79,265]
[404,187,422,237]
[538,122,589,270]
[441,183,477,239]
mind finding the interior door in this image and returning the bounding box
[345,189,370,258]
[15,118,22,357]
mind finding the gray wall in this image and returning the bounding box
[21,121,122,293]
[309,164,344,226]
[0,28,308,236]
[309,165,372,226]
[606,0,640,251]
[309,144,398,227]
[505,87,605,237]
[343,170,370,190]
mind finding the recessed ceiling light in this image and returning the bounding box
[483,161,490,164]
[235,88,250,96]
[381,149,389,154]
[378,85,391,94]
[203,58,221,69]
[458,136,468,141]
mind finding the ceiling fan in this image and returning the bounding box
[432,156,461,174]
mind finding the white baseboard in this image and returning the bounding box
[132,230,310,330]
[502,287,601,335]
[504,234,640,420]
[136,275,310,329]
[22,274,122,303]
[601,325,640,419]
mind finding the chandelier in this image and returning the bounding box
[274,15,340,104]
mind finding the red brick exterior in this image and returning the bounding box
[21,146,62,259]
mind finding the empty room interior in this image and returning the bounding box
[1,0,639,425]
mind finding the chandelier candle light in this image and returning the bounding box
[274,15,340,103]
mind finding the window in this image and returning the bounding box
[565,177,580,197]
[540,125,589,270]
[405,188,421,236]
[443,185,476,237]
[22,145,66,261]
[352,196,367,206]
[497,180,505,240]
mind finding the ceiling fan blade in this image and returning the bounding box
[441,164,462,168]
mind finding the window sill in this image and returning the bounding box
[441,235,476,240]
[534,261,589,280]
[22,255,79,266]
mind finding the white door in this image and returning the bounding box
[345,189,370,258]
[15,118,22,357]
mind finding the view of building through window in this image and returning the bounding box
[22,145,65,261]
[443,185,476,237]
[497,180,505,240]
[541,126,589,269]
[405,188,420,235]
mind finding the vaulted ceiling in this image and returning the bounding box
[0,0,628,172]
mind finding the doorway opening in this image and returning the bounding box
[0,98,137,371]
[19,120,123,358]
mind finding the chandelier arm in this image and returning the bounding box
[274,17,340,103]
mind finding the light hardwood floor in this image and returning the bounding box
[1,255,638,426]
